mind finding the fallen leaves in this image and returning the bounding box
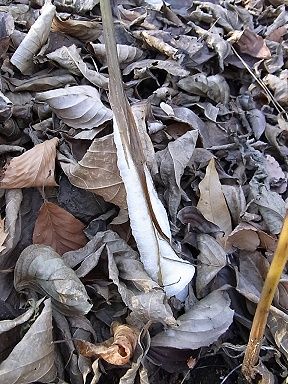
[77,322,139,366]
[33,201,87,255]
[0,138,59,189]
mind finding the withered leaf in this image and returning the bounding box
[227,222,260,251]
[76,322,139,366]
[33,201,87,255]
[0,137,58,189]
[0,218,8,253]
[36,85,113,129]
[0,299,57,383]
[10,0,56,74]
[230,29,271,59]
[90,43,143,66]
[197,158,232,236]
[151,291,234,350]
[61,134,126,209]
[14,244,92,316]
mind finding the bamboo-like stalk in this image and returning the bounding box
[242,212,288,381]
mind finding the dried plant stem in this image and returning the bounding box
[241,212,288,381]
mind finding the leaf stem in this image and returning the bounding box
[241,212,288,381]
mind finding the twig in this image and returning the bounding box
[241,212,288,381]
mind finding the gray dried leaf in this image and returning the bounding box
[60,134,126,209]
[10,0,56,74]
[268,307,288,360]
[0,299,57,384]
[263,71,288,106]
[13,73,77,92]
[156,130,198,221]
[249,177,285,234]
[123,59,189,77]
[36,85,113,129]
[151,291,234,349]
[90,43,143,66]
[54,0,99,13]
[178,206,222,235]
[14,244,92,316]
[227,222,260,251]
[221,185,246,226]
[196,234,227,297]
[178,74,230,104]
[47,45,109,89]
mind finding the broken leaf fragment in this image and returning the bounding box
[76,322,139,366]
[14,244,92,316]
[0,137,58,189]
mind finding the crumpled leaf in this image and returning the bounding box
[90,43,143,66]
[263,70,288,106]
[60,133,126,209]
[47,45,108,89]
[227,222,260,251]
[14,244,92,316]
[0,299,57,384]
[63,230,176,326]
[36,85,113,129]
[178,206,222,236]
[10,0,56,74]
[156,130,198,221]
[76,322,139,366]
[151,291,234,349]
[229,29,271,59]
[0,137,58,189]
[54,0,99,13]
[249,176,285,234]
[196,234,227,297]
[197,158,232,235]
[33,201,87,255]
[178,73,230,104]
[123,58,189,77]
[51,14,102,42]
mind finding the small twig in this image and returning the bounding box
[241,212,288,381]
[220,364,242,384]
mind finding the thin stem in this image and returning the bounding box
[241,212,288,381]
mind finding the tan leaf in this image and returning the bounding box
[33,201,87,255]
[0,137,58,189]
[90,43,143,66]
[51,15,102,42]
[76,322,139,365]
[227,222,260,251]
[0,218,8,252]
[60,134,126,209]
[197,158,232,235]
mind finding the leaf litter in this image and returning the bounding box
[0,0,287,383]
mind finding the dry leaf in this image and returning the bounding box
[60,133,126,209]
[0,137,58,189]
[90,43,143,66]
[10,0,56,74]
[36,85,113,129]
[0,218,8,253]
[230,29,271,59]
[33,201,87,255]
[76,322,139,366]
[197,158,232,235]
[227,222,260,251]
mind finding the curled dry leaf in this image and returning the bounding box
[51,14,102,42]
[61,134,126,209]
[90,43,143,66]
[227,222,261,251]
[14,244,92,316]
[76,322,139,366]
[47,45,109,89]
[151,291,234,350]
[0,299,57,384]
[33,201,87,255]
[197,158,232,236]
[10,0,56,74]
[0,137,58,189]
[36,85,113,129]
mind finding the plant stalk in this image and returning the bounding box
[241,212,288,381]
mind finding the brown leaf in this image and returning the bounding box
[76,322,139,366]
[0,137,58,188]
[232,29,271,59]
[33,201,87,255]
[197,158,232,235]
